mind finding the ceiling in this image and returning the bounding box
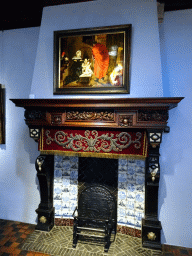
[1,0,192,31]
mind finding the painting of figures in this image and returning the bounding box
[53,25,131,94]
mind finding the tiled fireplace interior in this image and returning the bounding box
[53,155,145,234]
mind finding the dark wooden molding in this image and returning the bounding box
[10,97,184,130]
[10,97,183,109]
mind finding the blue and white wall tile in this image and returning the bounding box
[54,156,145,230]
[54,156,78,219]
[117,159,145,230]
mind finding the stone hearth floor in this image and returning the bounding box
[21,226,162,256]
[0,219,192,256]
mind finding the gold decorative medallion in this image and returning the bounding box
[147,232,156,240]
[39,216,47,223]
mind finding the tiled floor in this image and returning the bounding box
[21,226,162,256]
[0,219,191,256]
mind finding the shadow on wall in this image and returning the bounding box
[16,125,39,223]
[0,194,8,219]
[0,144,6,150]
[23,126,39,164]
[158,174,167,244]
[160,107,185,177]
[158,101,191,245]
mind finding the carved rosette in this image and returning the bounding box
[119,114,133,127]
[51,114,62,125]
[149,132,162,148]
[66,111,114,121]
[30,128,40,141]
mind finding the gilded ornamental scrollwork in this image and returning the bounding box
[66,111,114,121]
[45,130,142,153]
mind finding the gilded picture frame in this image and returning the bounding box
[53,24,132,95]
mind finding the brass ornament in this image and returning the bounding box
[36,156,45,171]
[119,115,133,127]
[151,143,159,148]
[147,232,156,241]
[149,163,159,182]
[39,216,47,223]
[151,173,156,182]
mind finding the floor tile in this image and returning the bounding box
[0,219,192,256]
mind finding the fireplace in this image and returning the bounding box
[73,158,118,252]
[53,156,145,233]
[10,97,183,250]
[78,157,118,228]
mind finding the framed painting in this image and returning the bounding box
[0,84,5,144]
[53,24,132,94]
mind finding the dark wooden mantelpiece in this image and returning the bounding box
[11,97,183,130]
[11,97,183,250]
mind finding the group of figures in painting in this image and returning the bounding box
[60,33,124,88]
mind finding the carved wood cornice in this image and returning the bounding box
[10,97,184,130]
[11,97,183,109]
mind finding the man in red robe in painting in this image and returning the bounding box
[92,42,109,82]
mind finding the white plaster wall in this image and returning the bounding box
[159,9,192,248]
[30,0,163,98]
[0,28,40,223]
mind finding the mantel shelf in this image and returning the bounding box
[10,97,183,110]
[10,97,184,130]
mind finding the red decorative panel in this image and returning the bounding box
[39,128,148,159]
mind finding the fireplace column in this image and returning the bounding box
[35,154,55,231]
[142,129,164,250]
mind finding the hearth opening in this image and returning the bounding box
[72,157,118,251]
[54,155,145,236]
[78,157,118,226]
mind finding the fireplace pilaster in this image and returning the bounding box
[35,154,55,231]
[142,129,163,249]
